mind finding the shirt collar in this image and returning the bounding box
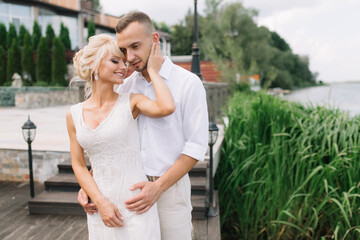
[158,56,172,81]
[133,56,173,82]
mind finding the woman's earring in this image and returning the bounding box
[94,71,99,81]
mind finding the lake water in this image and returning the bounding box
[281,82,360,117]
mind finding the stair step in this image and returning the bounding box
[29,191,208,220]
[45,173,207,195]
[58,159,208,177]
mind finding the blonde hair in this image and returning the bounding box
[73,34,123,99]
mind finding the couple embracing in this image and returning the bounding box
[66,11,208,240]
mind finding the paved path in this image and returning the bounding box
[0,105,71,152]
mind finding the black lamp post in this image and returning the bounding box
[191,0,203,80]
[21,116,36,198]
[208,119,219,216]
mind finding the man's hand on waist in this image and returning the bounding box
[125,180,165,214]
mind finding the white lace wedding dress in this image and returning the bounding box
[70,93,161,240]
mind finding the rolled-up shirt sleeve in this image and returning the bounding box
[181,76,209,161]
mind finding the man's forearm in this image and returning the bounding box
[156,154,198,192]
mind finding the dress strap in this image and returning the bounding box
[70,103,82,131]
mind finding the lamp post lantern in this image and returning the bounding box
[21,116,36,198]
[208,119,219,216]
[191,0,203,80]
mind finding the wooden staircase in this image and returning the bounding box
[28,159,210,220]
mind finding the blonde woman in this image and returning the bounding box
[66,34,174,239]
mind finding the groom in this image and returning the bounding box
[78,11,208,239]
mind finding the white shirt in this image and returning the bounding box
[117,57,209,176]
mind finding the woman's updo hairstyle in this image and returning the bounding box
[73,34,124,99]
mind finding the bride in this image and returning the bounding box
[66,34,174,239]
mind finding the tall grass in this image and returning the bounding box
[216,91,360,239]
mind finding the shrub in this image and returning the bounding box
[36,37,51,84]
[0,45,6,85]
[6,39,22,83]
[51,37,67,86]
[21,33,35,85]
[32,21,42,51]
[45,24,55,49]
[87,19,96,41]
[18,24,29,46]
[6,23,17,49]
[0,23,7,49]
[59,23,71,50]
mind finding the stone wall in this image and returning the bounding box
[15,88,80,108]
[0,149,70,182]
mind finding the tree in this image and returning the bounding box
[0,23,7,49]
[18,24,29,46]
[32,21,42,51]
[51,37,67,86]
[198,0,316,89]
[270,31,290,52]
[59,23,71,50]
[0,46,6,86]
[36,37,51,85]
[87,19,96,41]
[6,23,17,49]
[93,0,102,11]
[6,39,22,83]
[45,24,55,49]
[171,9,196,56]
[21,33,35,85]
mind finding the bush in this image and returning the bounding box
[34,80,48,87]
[6,23,17,49]
[36,37,51,84]
[59,23,71,50]
[51,37,67,86]
[0,23,7,49]
[216,91,360,239]
[87,19,96,41]
[19,24,29,46]
[21,33,35,85]
[46,24,55,49]
[0,45,6,85]
[6,39,22,83]
[32,21,42,51]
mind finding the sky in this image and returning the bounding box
[100,0,360,83]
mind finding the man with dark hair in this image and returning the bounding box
[78,11,208,239]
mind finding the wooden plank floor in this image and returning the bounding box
[0,181,219,240]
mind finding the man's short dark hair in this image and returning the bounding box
[115,11,155,36]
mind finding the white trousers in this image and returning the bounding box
[157,174,193,240]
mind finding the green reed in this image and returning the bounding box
[215,91,360,239]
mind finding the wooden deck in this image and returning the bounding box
[0,181,220,240]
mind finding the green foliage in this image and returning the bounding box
[59,23,71,50]
[270,31,290,52]
[51,37,68,86]
[87,19,96,41]
[45,24,55,49]
[18,25,29,46]
[0,45,6,85]
[216,91,360,239]
[171,9,200,56]
[21,33,35,85]
[197,0,317,89]
[93,0,102,11]
[32,21,42,51]
[36,37,51,84]
[6,39,22,83]
[153,20,171,34]
[0,23,6,49]
[6,23,17,49]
